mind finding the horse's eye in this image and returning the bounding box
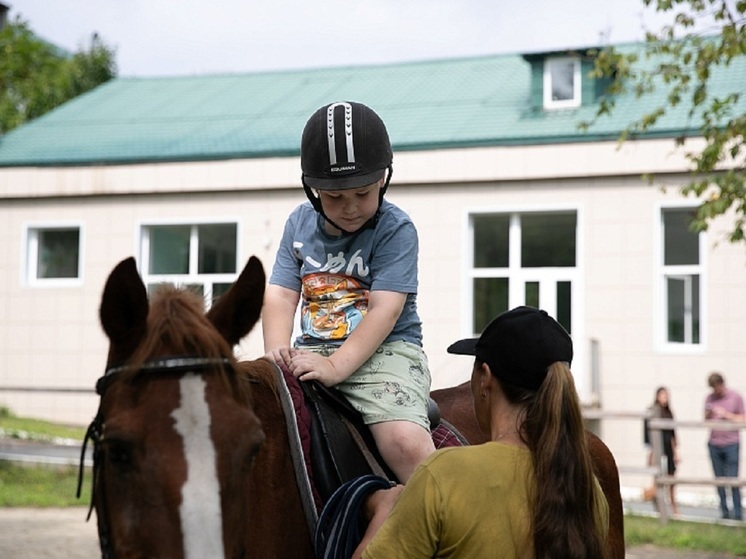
[242,438,264,473]
[104,440,133,469]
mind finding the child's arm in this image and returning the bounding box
[290,290,406,386]
[262,284,301,367]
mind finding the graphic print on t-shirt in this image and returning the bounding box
[301,272,368,340]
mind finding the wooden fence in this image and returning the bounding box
[583,410,746,524]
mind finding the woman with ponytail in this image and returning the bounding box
[353,306,609,559]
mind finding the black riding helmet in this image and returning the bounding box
[301,101,393,234]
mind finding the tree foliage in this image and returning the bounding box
[589,0,746,242]
[0,16,117,134]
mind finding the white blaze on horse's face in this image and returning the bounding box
[171,373,226,559]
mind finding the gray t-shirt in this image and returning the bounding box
[269,200,423,347]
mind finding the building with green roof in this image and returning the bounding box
[2,43,738,167]
[1,43,744,506]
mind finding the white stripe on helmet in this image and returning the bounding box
[326,102,355,166]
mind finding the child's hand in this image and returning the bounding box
[290,350,347,386]
[264,346,295,369]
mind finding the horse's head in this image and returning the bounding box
[88,256,266,559]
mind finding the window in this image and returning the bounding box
[140,222,238,306]
[468,208,587,398]
[659,207,702,346]
[543,57,581,109]
[25,224,83,285]
[469,211,578,334]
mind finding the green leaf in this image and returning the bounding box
[588,0,746,245]
[0,17,116,134]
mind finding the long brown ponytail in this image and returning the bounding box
[502,362,608,559]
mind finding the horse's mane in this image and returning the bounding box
[235,358,281,402]
[121,285,252,404]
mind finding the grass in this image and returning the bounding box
[0,462,91,507]
[625,514,746,556]
[0,405,91,507]
[0,405,87,443]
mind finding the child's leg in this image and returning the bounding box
[370,420,435,483]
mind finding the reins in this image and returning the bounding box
[314,474,393,559]
[76,355,237,559]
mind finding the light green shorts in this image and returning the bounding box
[300,340,432,431]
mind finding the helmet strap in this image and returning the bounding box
[379,165,392,203]
[302,176,355,234]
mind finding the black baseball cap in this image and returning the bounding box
[447,306,573,391]
[301,101,393,191]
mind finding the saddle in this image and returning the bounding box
[273,364,465,538]
[301,379,398,499]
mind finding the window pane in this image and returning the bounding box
[667,278,685,342]
[473,277,509,333]
[149,225,190,274]
[185,284,204,298]
[550,60,575,101]
[692,275,700,343]
[521,212,576,267]
[664,209,698,265]
[211,282,233,304]
[37,229,79,278]
[557,281,572,335]
[473,214,509,268]
[667,275,699,343]
[147,282,204,299]
[147,282,173,297]
[525,281,539,308]
[198,224,237,274]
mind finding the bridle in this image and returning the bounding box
[77,356,235,559]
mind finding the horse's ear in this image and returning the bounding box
[207,256,266,346]
[100,257,149,362]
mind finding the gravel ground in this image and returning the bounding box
[0,507,741,559]
[0,507,99,559]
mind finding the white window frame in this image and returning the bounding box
[138,218,241,308]
[543,56,581,110]
[654,203,706,353]
[22,221,84,287]
[463,205,588,399]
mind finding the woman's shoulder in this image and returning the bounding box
[648,403,664,417]
[423,443,530,471]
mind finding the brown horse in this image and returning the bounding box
[89,255,270,558]
[431,381,625,559]
[90,255,623,558]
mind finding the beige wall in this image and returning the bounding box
[1,138,743,501]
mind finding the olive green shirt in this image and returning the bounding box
[363,442,609,559]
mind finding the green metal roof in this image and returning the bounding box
[0,42,743,167]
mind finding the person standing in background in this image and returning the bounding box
[705,372,745,521]
[644,386,679,516]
